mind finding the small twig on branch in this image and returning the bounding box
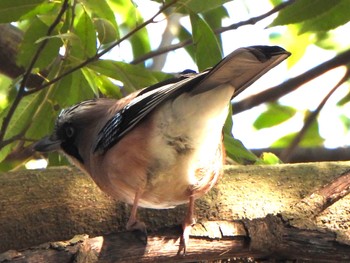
[232,48,350,114]
[280,67,350,162]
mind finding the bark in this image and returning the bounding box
[1,162,350,261]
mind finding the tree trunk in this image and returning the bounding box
[1,162,350,262]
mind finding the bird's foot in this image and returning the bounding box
[178,217,195,255]
[126,219,148,244]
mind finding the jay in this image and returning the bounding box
[34,46,290,253]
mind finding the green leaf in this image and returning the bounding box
[71,10,97,59]
[0,0,45,23]
[17,17,61,69]
[82,0,120,40]
[299,0,350,34]
[253,103,296,129]
[271,117,324,147]
[4,89,46,143]
[94,18,119,44]
[224,134,259,164]
[50,70,95,108]
[96,75,123,98]
[269,25,310,68]
[83,0,118,27]
[89,60,169,93]
[190,12,222,71]
[175,0,231,13]
[271,0,342,26]
[178,25,196,61]
[337,88,350,106]
[25,100,55,140]
[259,152,282,164]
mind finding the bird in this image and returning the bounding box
[34,45,290,253]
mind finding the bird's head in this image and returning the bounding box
[34,99,114,165]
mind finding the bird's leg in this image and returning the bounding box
[126,190,147,243]
[178,195,196,255]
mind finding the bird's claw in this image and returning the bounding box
[126,220,148,244]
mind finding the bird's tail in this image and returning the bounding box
[193,46,291,97]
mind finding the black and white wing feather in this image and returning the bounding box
[93,71,207,154]
[93,45,290,155]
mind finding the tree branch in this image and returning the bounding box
[1,162,350,261]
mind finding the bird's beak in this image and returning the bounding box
[34,136,61,152]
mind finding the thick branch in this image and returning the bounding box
[1,162,350,261]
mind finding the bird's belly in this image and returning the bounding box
[139,170,191,208]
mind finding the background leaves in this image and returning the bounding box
[1,0,350,170]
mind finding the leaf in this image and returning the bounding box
[224,134,259,164]
[259,152,282,164]
[89,60,169,93]
[299,0,350,34]
[17,17,61,69]
[269,24,310,68]
[94,18,119,44]
[71,10,97,59]
[50,70,95,108]
[0,0,45,23]
[82,0,120,41]
[253,103,296,129]
[96,75,123,98]
[271,0,342,26]
[174,0,231,13]
[82,0,119,31]
[271,117,324,147]
[25,100,55,140]
[4,90,46,143]
[190,12,222,71]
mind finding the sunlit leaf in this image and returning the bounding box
[269,25,310,68]
[17,17,61,69]
[89,60,169,93]
[96,75,123,98]
[259,152,283,164]
[171,0,231,13]
[299,0,350,34]
[190,12,222,71]
[94,18,119,44]
[0,0,45,23]
[4,90,46,143]
[271,0,342,26]
[71,10,97,59]
[253,103,296,129]
[224,134,259,164]
[271,117,324,147]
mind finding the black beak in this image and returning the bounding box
[34,136,61,152]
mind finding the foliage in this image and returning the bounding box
[0,0,350,171]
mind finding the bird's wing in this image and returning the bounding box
[94,46,290,154]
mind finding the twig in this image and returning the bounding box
[0,0,69,145]
[280,67,350,162]
[24,0,178,96]
[131,0,295,65]
[232,48,350,114]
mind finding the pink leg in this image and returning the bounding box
[178,195,195,255]
[126,191,147,242]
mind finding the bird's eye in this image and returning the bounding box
[65,126,75,138]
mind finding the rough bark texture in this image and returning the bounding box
[1,162,350,262]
